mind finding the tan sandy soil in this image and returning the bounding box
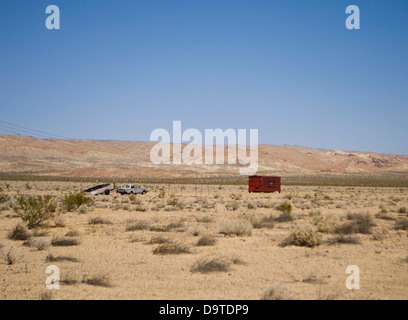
[0,181,407,300]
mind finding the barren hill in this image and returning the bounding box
[0,134,407,179]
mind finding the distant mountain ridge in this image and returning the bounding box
[0,134,407,178]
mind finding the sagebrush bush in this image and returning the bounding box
[280,223,321,247]
[218,218,252,236]
[14,195,56,229]
[311,213,338,233]
[63,192,93,212]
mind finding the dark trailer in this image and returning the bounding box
[84,183,115,196]
[248,176,281,193]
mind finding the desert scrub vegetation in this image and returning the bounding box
[196,235,217,247]
[152,243,190,255]
[82,274,113,288]
[45,254,80,263]
[8,222,31,240]
[225,200,240,211]
[276,202,293,213]
[51,235,80,247]
[260,284,292,300]
[311,212,338,233]
[394,218,408,231]
[0,193,10,204]
[280,223,322,248]
[88,217,112,225]
[62,192,93,212]
[145,236,171,245]
[190,256,232,274]
[14,195,56,229]
[217,218,252,236]
[241,212,275,229]
[335,212,376,235]
[126,220,151,231]
[326,235,361,245]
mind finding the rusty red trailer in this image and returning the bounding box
[248,175,281,193]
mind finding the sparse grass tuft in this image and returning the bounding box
[51,236,80,247]
[190,256,231,273]
[126,220,150,231]
[45,254,80,263]
[82,274,113,288]
[394,218,408,231]
[88,217,112,225]
[153,243,190,255]
[260,284,292,300]
[326,235,361,245]
[146,236,171,245]
[196,235,217,247]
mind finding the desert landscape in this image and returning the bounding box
[1,0,407,303]
[0,177,407,300]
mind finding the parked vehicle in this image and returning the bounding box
[84,183,115,195]
[248,176,281,193]
[116,184,148,195]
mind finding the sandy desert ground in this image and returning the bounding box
[0,180,407,300]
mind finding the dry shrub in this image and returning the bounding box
[51,236,80,247]
[394,218,408,231]
[260,284,292,300]
[196,235,217,247]
[274,211,294,223]
[8,223,31,240]
[153,243,190,255]
[242,212,274,229]
[146,236,171,245]
[82,274,113,288]
[186,226,204,236]
[326,235,361,245]
[45,254,80,263]
[217,218,252,236]
[126,220,150,231]
[311,213,338,233]
[225,200,240,211]
[150,221,184,232]
[190,256,231,274]
[88,217,112,225]
[335,212,376,235]
[31,239,49,251]
[280,223,321,248]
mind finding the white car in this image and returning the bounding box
[116,184,148,195]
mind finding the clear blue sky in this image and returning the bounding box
[0,0,407,154]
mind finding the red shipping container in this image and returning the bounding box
[248,176,281,193]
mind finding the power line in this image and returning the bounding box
[0,121,69,140]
